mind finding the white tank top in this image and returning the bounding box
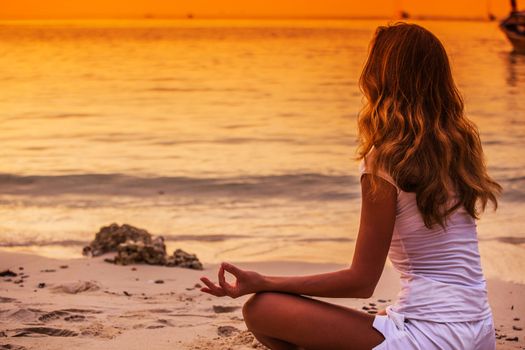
[360,152,492,323]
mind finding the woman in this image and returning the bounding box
[199,22,501,350]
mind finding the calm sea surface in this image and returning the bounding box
[0,20,524,282]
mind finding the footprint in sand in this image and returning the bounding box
[146,325,165,329]
[146,308,172,314]
[79,322,121,339]
[38,310,70,322]
[59,308,102,314]
[155,318,175,327]
[187,329,268,349]
[51,281,100,294]
[0,296,17,303]
[117,311,177,330]
[64,314,86,322]
[213,305,241,314]
[2,307,98,325]
[0,344,28,350]
[0,308,43,323]
[9,327,78,337]
[38,310,88,323]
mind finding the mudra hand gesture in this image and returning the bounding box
[200,262,264,298]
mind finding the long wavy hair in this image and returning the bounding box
[357,22,501,228]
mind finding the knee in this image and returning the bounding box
[242,292,278,330]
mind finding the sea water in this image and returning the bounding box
[0,19,523,283]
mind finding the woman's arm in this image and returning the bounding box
[256,175,396,298]
[200,174,397,299]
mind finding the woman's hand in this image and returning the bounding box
[199,262,264,298]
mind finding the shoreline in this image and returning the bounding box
[2,234,525,285]
[0,250,523,349]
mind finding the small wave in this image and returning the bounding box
[503,175,525,183]
[0,234,355,248]
[294,237,354,243]
[7,113,97,120]
[0,239,88,247]
[0,235,249,247]
[164,233,253,242]
[500,176,525,202]
[151,136,301,146]
[147,87,260,93]
[0,172,358,201]
[46,113,96,119]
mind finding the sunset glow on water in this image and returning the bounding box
[0,19,524,282]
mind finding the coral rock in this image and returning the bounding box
[166,249,203,270]
[82,223,152,257]
[83,223,203,270]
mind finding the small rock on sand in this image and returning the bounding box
[217,325,240,337]
[0,270,17,277]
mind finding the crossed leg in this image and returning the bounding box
[242,291,385,350]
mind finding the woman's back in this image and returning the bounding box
[361,153,492,323]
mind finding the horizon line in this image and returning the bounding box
[0,14,505,23]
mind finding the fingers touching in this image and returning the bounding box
[218,264,236,292]
[222,262,241,277]
[218,265,228,289]
[200,262,242,298]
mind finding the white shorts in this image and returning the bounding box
[372,311,496,350]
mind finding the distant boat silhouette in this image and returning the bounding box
[500,0,525,54]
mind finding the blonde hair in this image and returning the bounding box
[357,22,501,228]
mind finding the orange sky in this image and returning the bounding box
[0,0,517,20]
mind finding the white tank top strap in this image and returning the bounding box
[359,157,401,194]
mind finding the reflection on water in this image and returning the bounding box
[504,51,525,87]
[500,52,525,129]
[0,20,524,282]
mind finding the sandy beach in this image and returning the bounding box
[0,250,522,349]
